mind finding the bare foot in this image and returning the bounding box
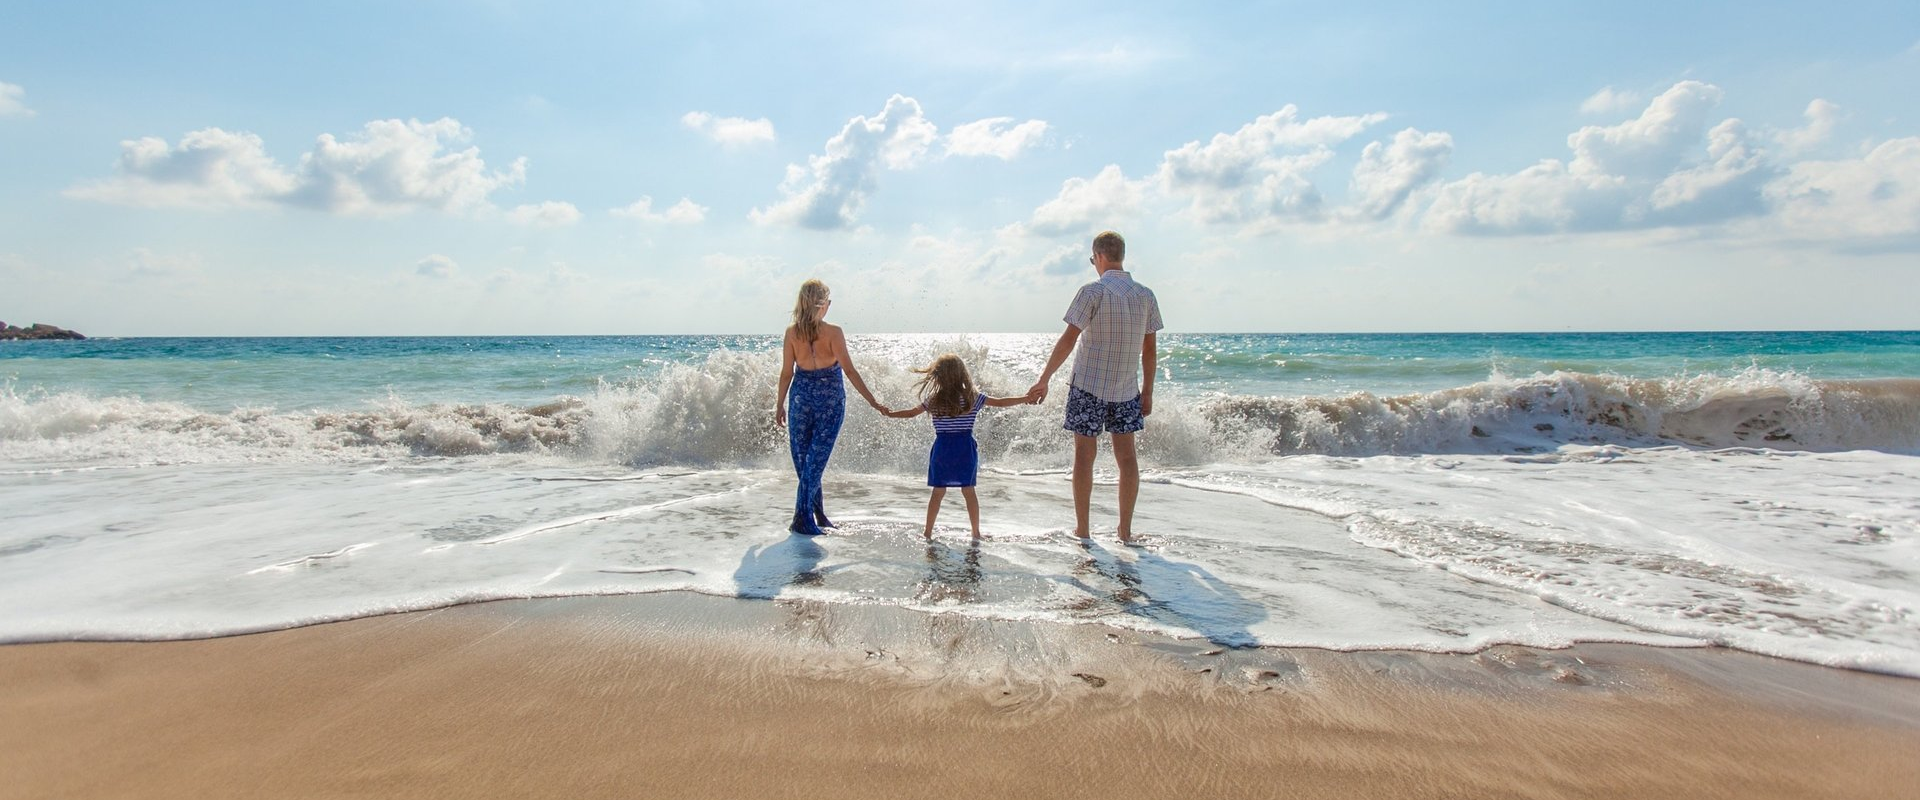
[1117,530,1136,545]
[922,528,934,541]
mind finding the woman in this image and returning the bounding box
[774,279,885,536]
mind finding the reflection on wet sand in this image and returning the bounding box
[917,541,983,605]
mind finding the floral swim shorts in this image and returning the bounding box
[1064,386,1144,437]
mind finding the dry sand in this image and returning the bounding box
[3,593,1916,800]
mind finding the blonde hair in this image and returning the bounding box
[913,354,977,418]
[790,279,830,344]
[1092,230,1125,263]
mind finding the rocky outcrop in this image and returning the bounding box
[0,321,86,340]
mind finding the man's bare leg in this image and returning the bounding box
[1113,432,1139,543]
[1072,434,1097,539]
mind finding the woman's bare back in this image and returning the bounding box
[788,323,842,371]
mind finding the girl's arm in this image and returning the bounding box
[774,331,795,427]
[832,327,886,412]
[883,405,925,419]
[982,395,1029,408]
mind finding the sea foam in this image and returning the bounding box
[5,355,1916,467]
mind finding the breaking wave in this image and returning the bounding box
[4,350,1917,467]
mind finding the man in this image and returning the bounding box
[1026,230,1163,543]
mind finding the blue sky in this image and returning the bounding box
[2,1,1917,335]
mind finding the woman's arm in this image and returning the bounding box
[774,331,796,427]
[832,327,885,411]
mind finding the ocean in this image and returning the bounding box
[3,332,1918,676]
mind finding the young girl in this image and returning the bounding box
[882,354,1029,539]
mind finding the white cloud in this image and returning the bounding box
[946,117,1049,159]
[1567,81,1725,179]
[416,254,458,278]
[485,268,523,291]
[546,262,586,287]
[1036,243,1085,276]
[681,111,776,146]
[505,201,583,227]
[1774,99,1841,154]
[288,118,525,215]
[0,81,33,117]
[751,94,938,230]
[68,118,533,217]
[610,196,708,225]
[1579,86,1642,115]
[1155,105,1387,224]
[1424,81,1763,234]
[1424,160,1630,234]
[65,128,297,208]
[1026,165,1144,235]
[1646,119,1768,220]
[1348,128,1453,220]
[1415,82,1920,244]
[1764,137,1920,239]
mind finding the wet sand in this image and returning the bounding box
[2,593,1917,800]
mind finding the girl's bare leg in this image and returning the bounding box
[961,487,981,539]
[923,488,946,539]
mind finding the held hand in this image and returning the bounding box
[1026,381,1049,404]
[775,405,787,428]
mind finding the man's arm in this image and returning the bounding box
[1140,332,1156,417]
[1026,324,1081,404]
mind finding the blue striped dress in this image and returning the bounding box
[926,393,986,488]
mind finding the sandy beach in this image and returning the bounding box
[3,593,1916,800]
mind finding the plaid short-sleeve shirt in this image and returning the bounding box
[1063,270,1163,402]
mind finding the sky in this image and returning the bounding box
[2,1,1917,335]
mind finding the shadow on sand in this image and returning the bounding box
[731,533,829,600]
[1066,543,1267,648]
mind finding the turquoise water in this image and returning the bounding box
[6,331,1918,411]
